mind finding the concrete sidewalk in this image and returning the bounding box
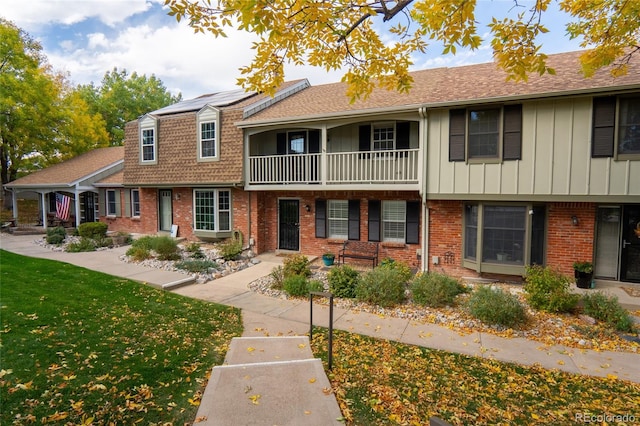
[2,233,639,385]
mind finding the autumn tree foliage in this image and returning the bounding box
[165,0,640,101]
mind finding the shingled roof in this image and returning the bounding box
[5,146,124,188]
[239,51,640,125]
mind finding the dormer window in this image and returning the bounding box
[139,115,157,164]
[198,105,220,161]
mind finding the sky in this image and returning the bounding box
[2,0,584,100]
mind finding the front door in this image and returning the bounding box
[621,205,640,283]
[83,193,96,223]
[278,199,300,251]
[159,190,173,232]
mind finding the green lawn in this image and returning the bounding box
[0,250,242,425]
[311,330,640,425]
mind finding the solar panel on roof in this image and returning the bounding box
[151,88,255,115]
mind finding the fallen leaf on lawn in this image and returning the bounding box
[607,374,618,380]
[45,411,68,421]
[89,384,106,391]
[188,398,200,406]
[0,369,12,378]
[15,380,33,390]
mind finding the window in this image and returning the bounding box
[464,203,545,274]
[131,189,140,217]
[372,123,395,151]
[328,200,348,239]
[141,129,155,162]
[449,105,522,162]
[106,190,117,216]
[200,122,216,158]
[618,96,640,155]
[194,189,231,232]
[592,95,640,158]
[382,201,406,242]
[289,132,306,154]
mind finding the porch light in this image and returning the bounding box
[572,215,579,226]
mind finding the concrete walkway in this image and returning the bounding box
[2,233,639,386]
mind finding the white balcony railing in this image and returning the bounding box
[248,149,419,185]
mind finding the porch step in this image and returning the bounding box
[6,226,45,236]
[195,336,343,426]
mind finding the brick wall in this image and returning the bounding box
[546,202,596,276]
[252,190,422,269]
[426,200,596,279]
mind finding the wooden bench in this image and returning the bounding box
[338,241,379,268]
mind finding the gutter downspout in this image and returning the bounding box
[419,106,429,272]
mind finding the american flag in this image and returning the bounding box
[56,193,71,221]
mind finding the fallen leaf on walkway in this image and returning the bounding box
[308,377,316,383]
[298,343,306,349]
[194,416,208,423]
[249,394,261,405]
[322,387,332,395]
[305,410,312,415]
[247,347,255,352]
[244,385,252,393]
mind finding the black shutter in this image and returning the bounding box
[315,199,326,238]
[405,201,420,244]
[368,200,381,242]
[592,96,616,158]
[449,109,466,161]
[308,130,320,153]
[503,104,522,160]
[359,124,371,151]
[276,132,287,155]
[348,200,360,240]
[396,121,410,149]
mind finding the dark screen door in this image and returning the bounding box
[279,200,299,251]
[621,205,640,283]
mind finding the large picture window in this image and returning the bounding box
[464,203,544,274]
[194,189,231,232]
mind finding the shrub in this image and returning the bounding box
[355,266,406,307]
[218,238,243,261]
[269,265,285,290]
[46,226,67,245]
[411,272,468,307]
[153,236,180,261]
[175,259,219,273]
[283,275,311,297]
[378,258,413,284]
[327,265,360,298]
[582,291,635,332]
[307,280,325,293]
[524,265,580,313]
[126,245,151,261]
[65,237,97,253]
[467,286,528,328]
[132,236,155,251]
[184,242,205,259]
[77,222,108,239]
[283,254,311,278]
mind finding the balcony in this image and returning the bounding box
[248,149,419,186]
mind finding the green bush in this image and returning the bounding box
[355,266,406,307]
[175,259,219,273]
[218,238,243,261]
[46,226,67,245]
[467,286,528,328]
[65,237,97,253]
[269,265,285,290]
[411,272,468,307]
[283,275,311,297]
[77,222,108,239]
[379,258,413,284]
[184,242,205,259]
[126,245,151,261]
[307,280,325,293]
[153,236,180,261]
[327,265,360,298]
[582,291,635,332]
[283,254,311,278]
[524,265,580,313]
[131,236,155,251]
